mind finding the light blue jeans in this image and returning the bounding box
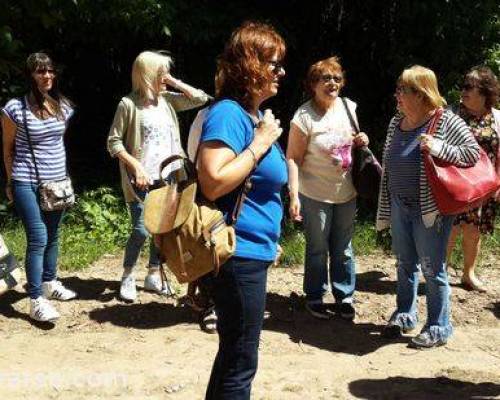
[123,189,160,270]
[389,194,454,341]
[12,180,64,299]
[300,194,356,304]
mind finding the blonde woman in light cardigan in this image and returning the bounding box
[107,51,210,302]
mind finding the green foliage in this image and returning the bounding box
[279,218,386,267]
[448,223,500,273]
[279,221,305,267]
[1,186,130,270]
[64,186,129,245]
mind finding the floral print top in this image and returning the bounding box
[454,105,499,234]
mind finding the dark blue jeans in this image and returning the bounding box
[205,257,270,400]
[12,180,64,299]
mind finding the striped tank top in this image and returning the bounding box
[2,96,74,183]
[386,121,430,203]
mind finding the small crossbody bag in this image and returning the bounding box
[22,97,75,211]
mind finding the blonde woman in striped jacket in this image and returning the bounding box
[376,65,480,349]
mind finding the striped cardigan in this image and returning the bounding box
[376,109,480,230]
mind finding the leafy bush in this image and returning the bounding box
[1,186,131,270]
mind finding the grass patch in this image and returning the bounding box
[279,218,385,267]
[3,187,497,273]
[1,186,130,271]
[448,223,500,272]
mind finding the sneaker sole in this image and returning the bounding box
[305,305,332,320]
[340,312,355,321]
[409,340,447,349]
[383,325,416,339]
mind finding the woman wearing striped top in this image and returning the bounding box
[2,52,76,323]
[377,65,480,348]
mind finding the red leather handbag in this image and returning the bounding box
[424,109,500,215]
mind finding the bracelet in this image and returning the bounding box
[246,147,257,168]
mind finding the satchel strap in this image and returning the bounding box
[341,97,360,134]
[425,108,444,137]
[21,97,42,185]
[21,96,70,185]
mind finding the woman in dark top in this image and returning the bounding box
[447,66,500,292]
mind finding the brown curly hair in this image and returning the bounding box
[464,65,499,109]
[305,56,344,98]
[215,21,286,110]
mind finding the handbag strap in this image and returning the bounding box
[425,108,444,137]
[341,97,360,134]
[21,97,41,184]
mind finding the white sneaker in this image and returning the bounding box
[30,297,60,322]
[42,280,77,301]
[144,272,173,296]
[120,274,137,301]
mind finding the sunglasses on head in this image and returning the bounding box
[35,68,55,75]
[320,74,343,83]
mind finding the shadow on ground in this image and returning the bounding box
[485,301,499,319]
[0,289,55,330]
[349,376,500,400]
[263,292,407,356]
[59,276,118,302]
[355,271,426,296]
[88,301,193,329]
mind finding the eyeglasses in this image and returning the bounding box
[320,74,343,84]
[268,60,284,74]
[395,85,415,95]
[461,83,478,92]
[35,68,55,76]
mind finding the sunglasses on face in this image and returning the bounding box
[395,85,414,95]
[268,60,284,74]
[35,68,55,76]
[320,74,343,83]
[461,83,478,92]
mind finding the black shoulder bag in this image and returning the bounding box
[341,98,382,202]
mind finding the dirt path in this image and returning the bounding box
[1,252,499,399]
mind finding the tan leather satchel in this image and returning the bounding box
[144,155,250,284]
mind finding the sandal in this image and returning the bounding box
[461,278,487,293]
[199,308,217,334]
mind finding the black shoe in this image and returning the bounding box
[382,324,402,339]
[409,332,447,349]
[339,303,355,321]
[305,303,331,319]
[382,324,415,339]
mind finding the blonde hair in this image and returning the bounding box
[132,51,173,101]
[398,65,446,109]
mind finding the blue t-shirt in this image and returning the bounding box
[200,99,288,262]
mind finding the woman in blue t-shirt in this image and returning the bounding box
[1,52,76,323]
[197,21,287,399]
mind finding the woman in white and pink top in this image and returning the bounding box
[286,57,368,320]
